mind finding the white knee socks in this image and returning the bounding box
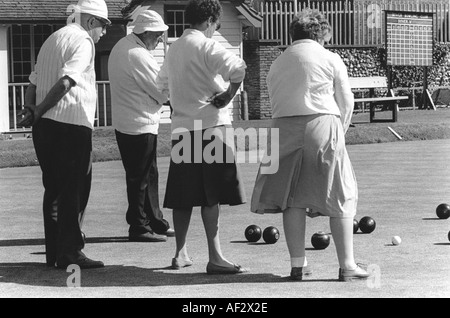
[291,257,308,268]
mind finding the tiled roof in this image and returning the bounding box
[0,0,127,22]
[121,0,259,21]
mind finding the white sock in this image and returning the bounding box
[291,257,307,268]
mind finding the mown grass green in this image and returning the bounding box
[1,108,449,168]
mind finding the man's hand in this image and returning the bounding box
[17,105,36,127]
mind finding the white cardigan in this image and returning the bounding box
[267,39,354,132]
[157,29,246,133]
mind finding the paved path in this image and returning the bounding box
[0,140,449,298]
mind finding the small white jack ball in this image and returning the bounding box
[392,236,402,245]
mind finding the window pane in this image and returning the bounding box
[42,25,52,33]
[13,62,23,75]
[165,6,187,38]
[22,35,30,47]
[166,11,174,24]
[12,35,22,47]
[176,25,184,37]
[35,36,43,48]
[22,25,31,34]
[23,63,31,76]
[22,49,31,61]
[176,11,183,23]
[168,28,175,38]
[13,49,22,60]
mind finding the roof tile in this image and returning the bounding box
[0,0,126,21]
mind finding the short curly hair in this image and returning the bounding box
[185,0,223,25]
[289,8,332,42]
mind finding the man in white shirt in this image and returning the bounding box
[109,10,174,242]
[18,0,111,269]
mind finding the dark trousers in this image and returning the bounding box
[32,119,92,266]
[115,130,169,235]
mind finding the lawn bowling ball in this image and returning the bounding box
[311,231,331,250]
[448,230,450,242]
[262,226,280,244]
[391,236,402,246]
[353,219,359,234]
[436,203,450,219]
[359,216,376,234]
[245,225,262,242]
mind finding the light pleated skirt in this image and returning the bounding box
[251,114,357,218]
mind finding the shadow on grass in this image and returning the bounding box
[0,237,131,247]
[0,262,341,287]
[230,240,272,246]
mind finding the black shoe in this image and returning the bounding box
[56,257,104,270]
[129,231,167,242]
[290,266,313,281]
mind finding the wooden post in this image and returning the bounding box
[422,66,428,109]
[387,65,393,93]
[241,90,249,120]
[0,26,9,133]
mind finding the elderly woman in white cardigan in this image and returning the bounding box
[251,8,369,282]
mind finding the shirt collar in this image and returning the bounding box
[291,39,319,46]
[67,22,87,33]
[128,33,148,49]
[182,28,206,38]
[67,23,94,43]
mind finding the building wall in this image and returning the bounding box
[243,40,280,120]
[2,1,250,132]
[142,1,244,62]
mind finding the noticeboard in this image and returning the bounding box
[385,11,434,66]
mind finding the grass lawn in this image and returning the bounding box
[1,107,449,169]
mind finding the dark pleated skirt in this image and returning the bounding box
[164,125,247,209]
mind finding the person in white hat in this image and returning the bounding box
[109,10,175,243]
[17,0,111,269]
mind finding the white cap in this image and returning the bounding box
[77,0,111,24]
[131,10,169,34]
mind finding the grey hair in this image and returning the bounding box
[289,8,332,42]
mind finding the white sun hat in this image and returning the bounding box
[77,0,111,24]
[131,10,169,34]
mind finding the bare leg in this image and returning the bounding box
[330,217,357,270]
[173,208,193,261]
[283,208,307,266]
[201,204,233,267]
